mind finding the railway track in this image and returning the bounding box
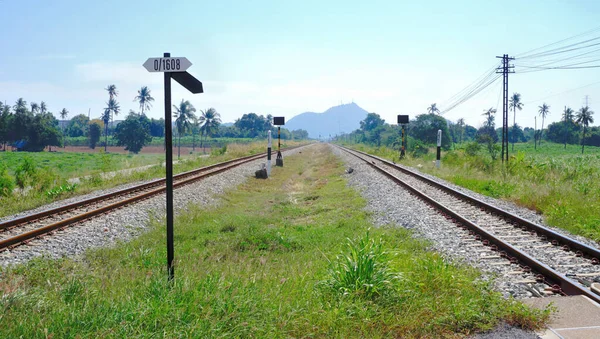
[0,149,291,251]
[335,145,600,303]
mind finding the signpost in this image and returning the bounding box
[397,115,409,159]
[436,129,442,168]
[144,53,203,282]
[273,117,285,166]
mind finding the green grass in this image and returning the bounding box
[348,141,600,242]
[0,145,549,338]
[0,141,306,218]
[0,150,166,179]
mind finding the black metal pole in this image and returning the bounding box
[400,125,406,159]
[164,52,174,282]
[278,126,281,151]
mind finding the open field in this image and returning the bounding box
[0,145,548,338]
[349,141,600,242]
[0,141,306,218]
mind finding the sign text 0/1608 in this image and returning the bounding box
[143,57,192,73]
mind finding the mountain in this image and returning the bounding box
[286,103,369,139]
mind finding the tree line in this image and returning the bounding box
[341,96,598,157]
[1,84,309,155]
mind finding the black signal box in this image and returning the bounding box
[397,115,409,124]
[273,117,285,126]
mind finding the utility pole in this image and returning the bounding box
[496,54,515,163]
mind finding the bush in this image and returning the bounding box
[409,140,429,158]
[211,144,227,156]
[14,157,37,189]
[323,232,400,298]
[465,141,481,156]
[0,164,15,197]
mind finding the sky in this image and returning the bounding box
[1,0,599,129]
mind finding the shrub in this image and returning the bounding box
[0,164,15,197]
[323,232,400,298]
[409,140,429,158]
[211,144,227,156]
[465,141,481,156]
[14,157,37,189]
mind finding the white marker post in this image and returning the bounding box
[436,129,442,168]
[267,130,272,177]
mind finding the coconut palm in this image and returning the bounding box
[59,108,69,147]
[427,103,440,115]
[482,107,496,128]
[562,107,575,149]
[537,103,550,146]
[13,98,27,113]
[191,115,204,152]
[173,100,196,159]
[40,101,47,114]
[134,86,154,116]
[30,102,39,115]
[105,84,118,100]
[198,108,221,152]
[576,106,594,154]
[508,93,523,150]
[102,98,120,152]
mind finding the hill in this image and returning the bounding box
[286,103,369,139]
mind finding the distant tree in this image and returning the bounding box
[0,104,12,150]
[59,108,69,147]
[102,98,120,151]
[198,108,221,152]
[26,112,62,151]
[134,86,154,116]
[538,103,550,146]
[291,129,309,139]
[234,113,269,138]
[576,106,594,154]
[562,106,575,148]
[508,93,523,150]
[105,84,119,141]
[114,112,152,154]
[39,101,47,114]
[191,115,202,151]
[482,107,496,128]
[13,98,27,114]
[149,118,165,137]
[456,118,465,144]
[427,103,440,115]
[360,113,385,132]
[173,99,196,159]
[411,113,452,149]
[30,102,39,115]
[65,114,90,137]
[89,122,101,149]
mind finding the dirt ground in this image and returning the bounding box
[50,146,213,155]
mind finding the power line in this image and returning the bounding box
[516,26,600,58]
[521,80,600,104]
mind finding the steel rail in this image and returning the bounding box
[347,147,600,262]
[335,145,600,303]
[0,147,299,250]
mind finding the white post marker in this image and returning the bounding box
[436,129,442,168]
[267,130,272,177]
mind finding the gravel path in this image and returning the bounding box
[0,148,305,267]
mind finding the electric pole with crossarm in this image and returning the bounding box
[496,54,515,163]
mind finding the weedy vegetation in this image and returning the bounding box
[0,144,549,338]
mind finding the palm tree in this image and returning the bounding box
[59,108,69,148]
[508,93,523,150]
[198,108,222,153]
[427,103,440,115]
[562,106,575,149]
[576,106,594,154]
[173,100,196,159]
[105,84,118,100]
[30,102,39,115]
[105,84,119,136]
[134,86,154,116]
[13,98,27,113]
[40,101,47,114]
[102,98,120,152]
[482,107,496,128]
[537,103,550,146]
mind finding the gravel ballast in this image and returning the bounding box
[0,148,305,267]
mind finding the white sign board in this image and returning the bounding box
[143,57,191,73]
[437,130,442,147]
